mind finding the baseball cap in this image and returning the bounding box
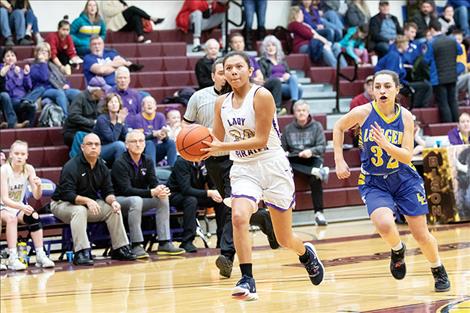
[379,0,389,5]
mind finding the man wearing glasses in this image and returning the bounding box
[51,133,136,265]
[111,130,185,257]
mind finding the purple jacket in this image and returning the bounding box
[1,65,32,100]
[30,62,53,90]
[126,112,167,142]
[448,127,469,145]
[111,86,142,116]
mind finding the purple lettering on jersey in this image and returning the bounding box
[227,117,246,127]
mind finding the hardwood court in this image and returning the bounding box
[1,220,469,313]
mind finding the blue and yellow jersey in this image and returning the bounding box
[359,101,408,175]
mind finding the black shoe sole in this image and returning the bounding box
[216,255,233,278]
[435,285,451,292]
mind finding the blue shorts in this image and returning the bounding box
[358,165,429,217]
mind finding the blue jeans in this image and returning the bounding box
[144,139,177,166]
[10,9,25,40]
[304,43,346,68]
[281,75,303,102]
[321,14,343,42]
[242,0,267,29]
[454,6,469,37]
[25,9,39,34]
[0,92,17,127]
[100,141,126,165]
[11,87,44,126]
[42,88,81,117]
[0,7,12,38]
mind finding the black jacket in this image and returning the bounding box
[258,57,290,80]
[412,11,439,39]
[195,56,214,89]
[63,90,100,140]
[111,152,159,198]
[52,153,114,203]
[367,13,402,50]
[167,156,208,198]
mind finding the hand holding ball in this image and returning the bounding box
[176,124,213,162]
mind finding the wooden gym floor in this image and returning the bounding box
[1,220,469,313]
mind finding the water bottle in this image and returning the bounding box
[17,241,29,267]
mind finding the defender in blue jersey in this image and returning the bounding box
[333,70,450,292]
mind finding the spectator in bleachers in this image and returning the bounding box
[0,0,33,46]
[83,35,143,87]
[51,133,137,266]
[99,0,164,44]
[425,21,463,122]
[349,75,374,146]
[454,30,470,97]
[259,35,304,107]
[176,0,227,52]
[63,76,107,149]
[1,47,42,127]
[167,156,223,253]
[195,38,220,89]
[375,35,432,109]
[448,112,470,145]
[229,33,283,112]
[338,26,369,65]
[71,0,106,57]
[30,43,81,117]
[288,6,345,69]
[281,100,329,226]
[0,63,28,129]
[439,5,457,35]
[345,0,370,28]
[318,0,345,40]
[447,0,469,37]
[402,22,422,67]
[45,16,83,74]
[166,109,182,141]
[93,93,127,165]
[112,130,185,257]
[298,0,339,43]
[0,140,55,270]
[13,0,43,44]
[413,115,426,156]
[126,96,177,167]
[111,66,142,118]
[412,0,439,42]
[367,0,402,58]
[242,0,267,50]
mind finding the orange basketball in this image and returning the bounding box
[176,124,213,162]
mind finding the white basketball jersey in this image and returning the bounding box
[220,85,283,162]
[0,163,29,214]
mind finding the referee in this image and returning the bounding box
[183,58,278,278]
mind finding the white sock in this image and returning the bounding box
[392,242,403,252]
[36,247,44,255]
[193,37,200,47]
[311,167,321,178]
[430,259,442,268]
[8,248,18,259]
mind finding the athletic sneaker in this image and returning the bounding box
[314,212,328,226]
[0,263,6,271]
[431,265,451,292]
[300,242,325,285]
[7,257,27,271]
[319,166,330,182]
[231,275,259,301]
[35,252,55,268]
[157,242,185,255]
[215,255,233,278]
[390,243,406,280]
[132,244,150,259]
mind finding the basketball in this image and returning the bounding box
[176,124,213,162]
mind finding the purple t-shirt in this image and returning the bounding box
[126,112,167,143]
[270,63,287,79]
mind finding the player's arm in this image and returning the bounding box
[372,109,414,165]
[27,165,42,200]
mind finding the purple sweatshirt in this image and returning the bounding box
[111,86,142,116]
[126,112,167,142]
[30,62,53,90]
[1,64,32,100]
[448,127,469,145]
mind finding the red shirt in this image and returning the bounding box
[287,21,314,53]
[45,32,77,60]
[349,92,372,110]
[176,0,227,33]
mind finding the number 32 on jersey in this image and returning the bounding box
[370,145,398,169]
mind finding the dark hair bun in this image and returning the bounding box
[63,15,69,20]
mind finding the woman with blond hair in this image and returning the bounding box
[71,0,106,56]
[0,140,55,270]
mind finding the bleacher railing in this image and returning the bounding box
[334,50,358,113]
[224,0,245,53]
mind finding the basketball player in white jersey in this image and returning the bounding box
[202,51,324,301]
[0,140,55,270]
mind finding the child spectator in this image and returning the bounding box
[0,140,55,270]
[93,93,127,165]
[30,43,81,117]
[0,47,43,127]
[338,26,369,65]
[448,112,470,145]
[71,0,106,56]
[45,16,83,73]
[166,109,182,141]
[258,35,303,107]
[126,96,177,167]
